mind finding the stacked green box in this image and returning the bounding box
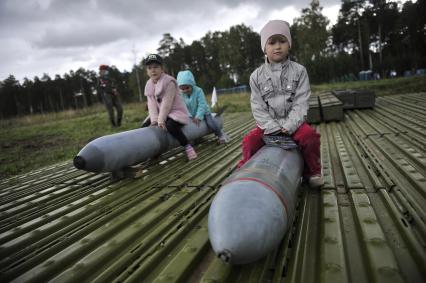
[332,89,375,109]
[354,89,376,108]
[319,92,344,122]
[332,89,356,109]
[307,94,321,124]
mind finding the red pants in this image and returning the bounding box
[237,123,321,177]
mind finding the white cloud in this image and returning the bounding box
[323,4,341,28]
[267,6,301,26]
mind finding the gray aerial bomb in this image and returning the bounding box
[73,115,223,172]
[208,145,303,265]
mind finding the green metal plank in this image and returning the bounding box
[377,189,426,282]
[350,190,405,283]
[151,217,210,283]
[319,124,336,189]
[200,255,232,283]
[285,189,321,283]
[320,190,348,283]
[332,123,364,189]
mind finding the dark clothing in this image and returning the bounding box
[204,113,223,137]
[143,117,189,146]
[99,76,123,126]
[102,91,123,126]
[141,116,151,128]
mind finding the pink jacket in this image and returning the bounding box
[144,73,189,125]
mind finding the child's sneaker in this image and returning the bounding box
[218,132,230,144]
[185,145,197,160]
[309,175,324,188]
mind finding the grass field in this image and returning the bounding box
[312,75,426,95]
[1,76,425,179]
[0,104,149,178]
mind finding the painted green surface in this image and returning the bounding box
[0,93,425,282]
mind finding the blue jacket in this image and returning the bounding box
[176,70,210,120]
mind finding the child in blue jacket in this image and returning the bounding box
[177,70,229,143]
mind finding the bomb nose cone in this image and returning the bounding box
[218,249,232,263]
[73,145,105,172]
[73,156,86,169]
[208,181,287,264]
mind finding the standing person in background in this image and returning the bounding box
[177,70,229,144]
[237,20,323,188]
[143,54,197,160]
[98,64,123,127]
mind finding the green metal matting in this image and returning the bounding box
[1,93,425,283]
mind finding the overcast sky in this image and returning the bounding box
[0,0,343,82]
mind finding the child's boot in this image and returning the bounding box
[309,175,324,188]
[218,131,230,144]
[185,145,197,160]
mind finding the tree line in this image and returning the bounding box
[1,0,424,119]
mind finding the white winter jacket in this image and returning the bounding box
[250,59,311,135]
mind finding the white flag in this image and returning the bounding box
[211,86,218,108]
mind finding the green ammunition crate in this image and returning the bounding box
[332,89,356,109]
[332,89,376,109]
[307,95,321,124]
[354,89,376,108]
[319,92,344,122]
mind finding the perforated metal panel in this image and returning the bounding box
[1,93,425,283]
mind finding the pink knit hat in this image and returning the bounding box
[260,20,292,51]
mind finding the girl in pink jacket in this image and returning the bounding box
[143,54,197,160]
